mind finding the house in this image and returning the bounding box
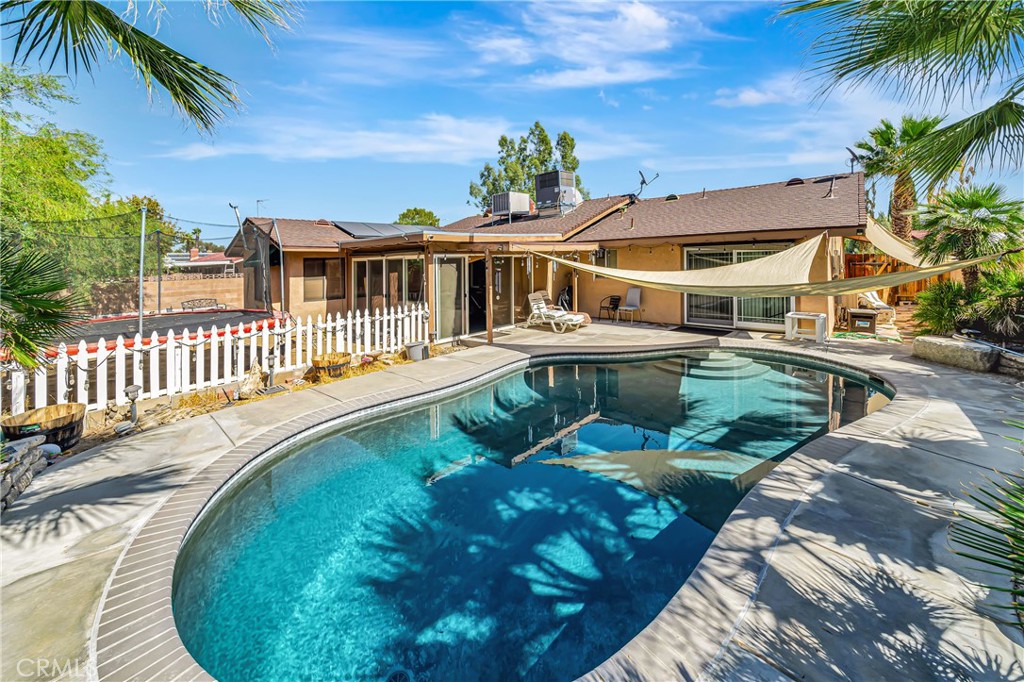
[225,172,867,339]
[164,248,242,275]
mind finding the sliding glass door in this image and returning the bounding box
[684,247,793,330]
[685,251,733,325]
[435,256,466,340]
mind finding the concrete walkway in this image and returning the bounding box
[2,324,1022,681]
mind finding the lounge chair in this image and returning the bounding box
[526,291,586,333]
[857,290,895,325]
[617,287,642,324]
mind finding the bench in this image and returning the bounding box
[181,298,222,311]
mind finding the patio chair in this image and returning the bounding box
[599,295,621,321]
[857,290,895,325]
[618,287,642,324]
[526,291,585,333]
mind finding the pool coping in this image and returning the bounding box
[90,338,1019,681]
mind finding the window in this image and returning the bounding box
[303,258,345,302]
[595,249,617,279]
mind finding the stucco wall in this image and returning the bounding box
[576,244,684,325]
[278,252,350,320]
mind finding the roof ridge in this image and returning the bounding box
[636,172,862,203]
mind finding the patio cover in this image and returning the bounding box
[528,233,1005,297]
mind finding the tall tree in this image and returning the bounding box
[468,122,589,212]
[191,228,203,249]
[0,65,105,223]
[782,0,1024,188]
[2,0,298,132]
[854,115,942,238]
[914,183,1024,293]
[396,207,440,227]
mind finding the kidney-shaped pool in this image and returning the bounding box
[173,351,892,681]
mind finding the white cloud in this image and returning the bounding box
[162,114,514,165]
[528,61,675,89]
[598,89,620,108]
[711,72,803,107]
[463,2,711,89]
[554,119,661,161]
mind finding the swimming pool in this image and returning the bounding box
[172,351,892,682]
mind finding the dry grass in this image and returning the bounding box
[60,343,465,456]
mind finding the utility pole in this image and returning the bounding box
[138,207,148,336]
[155,229,163,312]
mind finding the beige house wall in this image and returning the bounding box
[272,251,350,320]
[575,244,684,325]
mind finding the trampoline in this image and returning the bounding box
[62,310,274,345]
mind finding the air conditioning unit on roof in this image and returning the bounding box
[491,191,531,217]
[535,170,578,212]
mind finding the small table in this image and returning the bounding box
[785,312,827,343]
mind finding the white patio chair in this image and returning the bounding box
[857,290,895,325]
[526,291,585,333]
[617,287,642,324]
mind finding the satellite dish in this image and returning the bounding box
[636,169,660,196]
[845,147,859,173]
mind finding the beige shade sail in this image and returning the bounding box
[864,219,945,267]
[529,234,1002,297]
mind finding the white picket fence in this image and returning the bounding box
[1,303,430,416]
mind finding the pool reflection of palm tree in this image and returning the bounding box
[358,465,706,681]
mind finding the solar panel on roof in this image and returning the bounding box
[332,221,439,239]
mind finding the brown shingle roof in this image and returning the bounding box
[568,173,866,243]
[248,217,354,249]
[441,195,629,236]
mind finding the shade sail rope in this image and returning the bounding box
[527,236,1014,298]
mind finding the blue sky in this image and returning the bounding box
[13,1,1022,243]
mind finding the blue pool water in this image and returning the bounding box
[173,352,891,682]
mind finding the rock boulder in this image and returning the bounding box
[912,335,999,373]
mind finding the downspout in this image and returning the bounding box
[272,219,286,316]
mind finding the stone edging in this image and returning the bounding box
[91,341,903,682]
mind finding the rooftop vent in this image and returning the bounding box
[785,177,805,186]
[535,170,580,214]
[665,194,679,202]
[491,191,531,218]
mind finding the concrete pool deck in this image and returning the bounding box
[2,322,1022,680]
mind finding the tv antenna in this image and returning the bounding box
[845,147,860,174]
[636,170,660,197]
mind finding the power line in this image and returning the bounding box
[164,215,239,228]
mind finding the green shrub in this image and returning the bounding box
[976,268,1024,340]
[913,280,976,336]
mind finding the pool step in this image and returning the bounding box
[686,352,771,380]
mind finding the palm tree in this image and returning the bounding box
[854,115,942,239]
[2,0,297,132]
[915,183,1024,293]
[191,228,203,250]
[782,1,1024,189]
[0,236,83,368]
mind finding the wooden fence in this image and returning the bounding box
[844,253,952,304]
[1,303,430,416]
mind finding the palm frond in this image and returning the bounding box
[2,0,297,131]
[907,87,1024,189]
[0,237,84,367]
[781,0,1024,106]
